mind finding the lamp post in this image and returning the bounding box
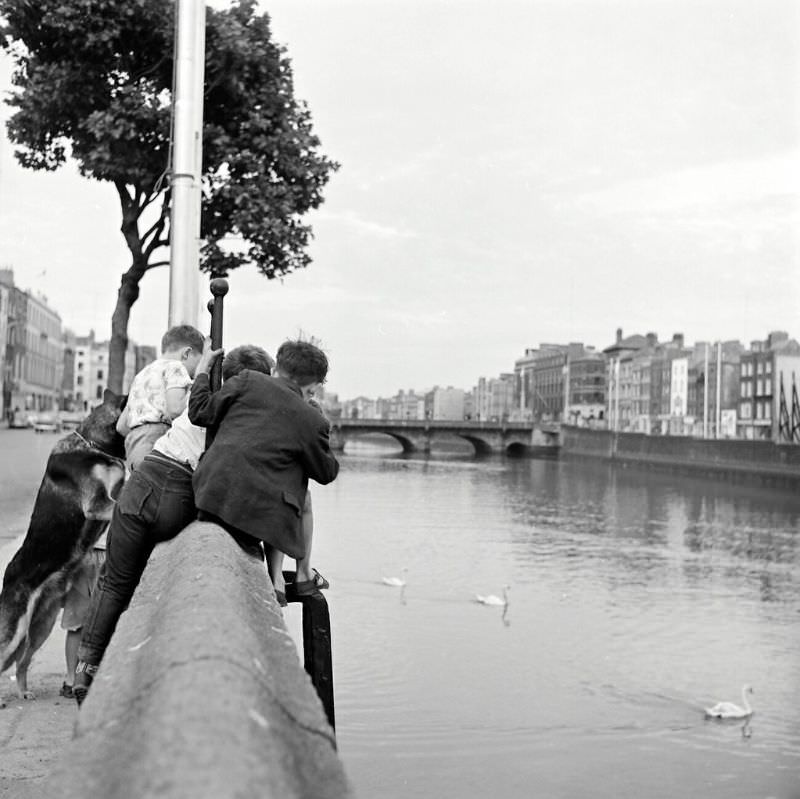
[169,0,206,328]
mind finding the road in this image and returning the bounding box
[0,428,79,798]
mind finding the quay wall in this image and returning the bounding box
[560,425,800,488]
[45,522,351,799]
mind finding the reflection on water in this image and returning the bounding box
[305,442,800,799]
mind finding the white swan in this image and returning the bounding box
[475,585,510,606]
[382,568,407,587]
[705,684,754,719]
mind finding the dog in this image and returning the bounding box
[0,389,127,704]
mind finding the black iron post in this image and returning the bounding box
[208,278,229,393]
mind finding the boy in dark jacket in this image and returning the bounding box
[188,339,339,602]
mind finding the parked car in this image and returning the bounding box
[9,409,34,429]
[58,411,85,431]
[33,412,62,433]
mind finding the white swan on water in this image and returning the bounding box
[382,568,407,587]
[475,585,510,606]
[705,685,754,719]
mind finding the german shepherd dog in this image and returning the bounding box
[0,390,126,705]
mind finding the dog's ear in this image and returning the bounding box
[102,388,127,410]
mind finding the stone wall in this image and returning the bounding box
[561,425,800,487]
[45,522,351,799]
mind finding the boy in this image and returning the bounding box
[116,325,205,470]
[188,340,339,599]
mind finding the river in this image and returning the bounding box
[298,439,800,799]
[1,431,798,797]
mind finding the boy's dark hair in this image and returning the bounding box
[161,325,204,354]
[222,345,274,381]
[276,340,329,386]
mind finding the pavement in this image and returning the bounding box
[0,535,78,799]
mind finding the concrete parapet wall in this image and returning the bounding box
[45,522,351,799]
[562,425,800,486]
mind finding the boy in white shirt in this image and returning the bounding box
[116,325,205,470]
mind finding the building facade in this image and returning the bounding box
[738,332,800,441]
[74,330,139,410]
[0,270,64,415]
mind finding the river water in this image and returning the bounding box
[299,439,800,799]
[2,431,798,797]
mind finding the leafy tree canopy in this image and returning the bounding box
[0,0,338,390]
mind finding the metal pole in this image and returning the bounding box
[715,341,722,438]
[208,278,228,393]
[169,0,205,328]
[703,344,709,438]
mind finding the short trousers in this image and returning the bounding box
[61,549,106,631]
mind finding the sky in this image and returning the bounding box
[1,0,798,399]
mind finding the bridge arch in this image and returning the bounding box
[454,434,495,456]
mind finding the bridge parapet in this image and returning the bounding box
[330,419,559,456]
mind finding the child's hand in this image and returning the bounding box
[197,337,224,375]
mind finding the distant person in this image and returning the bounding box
[188,339,339,605]
[115,325,205,470]
[73,343,274,705]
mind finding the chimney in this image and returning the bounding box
[672,332,684,349]
[646,332,657,348]
[616,327,623,344]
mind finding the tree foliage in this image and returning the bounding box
[0,0,337,391]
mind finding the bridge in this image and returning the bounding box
[330,418,560,456]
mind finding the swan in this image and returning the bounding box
[475,585,510,606]
[382,568,407,587]
[705,684,754,719]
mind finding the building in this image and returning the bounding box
[0,269,64,415]
[689,341,744,438]
[565,350,605,425]
[61,328,78,411]
[385,389,425,420]
[0,281,8,419]
[341,396,378,420]
[74,330,138,410]
[603,329,650,432]
[738,331,800,441]
[517,342,604,424]
[431,386,465,420]
[473,374,515,421]
[135,345,158,375]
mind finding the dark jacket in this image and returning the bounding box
[188,371,339,557]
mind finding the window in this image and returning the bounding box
[756,402,762,419]
[765,360,772,375]
[757,361,763,375]
[76,376,83,386]
[77,362,83,371]
[97,370,104,380]
[757,379,763,396]
[764,401,772,420]
[96,386,103,400]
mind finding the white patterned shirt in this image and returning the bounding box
[126,358,192,428]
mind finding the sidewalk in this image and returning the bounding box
[0,537,77,799]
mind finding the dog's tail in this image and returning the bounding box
[0,582,38,675]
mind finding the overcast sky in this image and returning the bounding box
[1,0,798,398]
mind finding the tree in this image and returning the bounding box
[0,0,337,392]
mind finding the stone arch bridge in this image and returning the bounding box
[329,419,560,457]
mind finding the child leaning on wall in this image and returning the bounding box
[115,325,205,470]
